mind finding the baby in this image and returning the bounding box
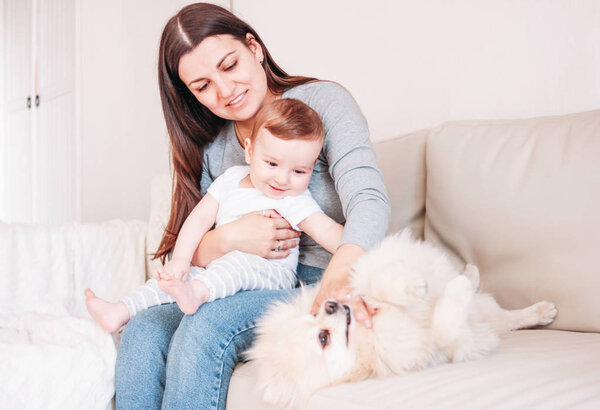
[85,98,343,332]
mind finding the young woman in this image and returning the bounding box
[115,3,390,409]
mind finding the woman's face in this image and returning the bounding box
[178,34,269,122]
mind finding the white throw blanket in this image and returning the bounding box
[0,220,147,409]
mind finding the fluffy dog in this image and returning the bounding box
[247,229,557,407]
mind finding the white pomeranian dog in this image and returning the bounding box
[247,229,558,407]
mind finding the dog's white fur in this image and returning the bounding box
[247,229,558,407]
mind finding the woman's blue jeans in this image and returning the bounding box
[115,263,323,410]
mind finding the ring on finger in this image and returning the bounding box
[276,240,281,251]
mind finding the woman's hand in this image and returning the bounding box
[310,244,377,329]
[192,209,300,267]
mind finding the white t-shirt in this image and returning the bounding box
[207,165,323,270]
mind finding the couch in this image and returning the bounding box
[1,109,598,409]
[227,109,600,409]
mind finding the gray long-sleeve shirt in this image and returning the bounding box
[201,81,391,269]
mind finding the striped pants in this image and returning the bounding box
[121,250,297,318]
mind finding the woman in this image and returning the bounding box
[115,3,390,409]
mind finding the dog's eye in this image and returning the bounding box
[318,329,330,349]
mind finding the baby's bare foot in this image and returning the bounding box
[84,288,129,333]
[157,276,209,315]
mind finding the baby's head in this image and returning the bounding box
[244,99,325,199]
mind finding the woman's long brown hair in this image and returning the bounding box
[154,3,316,263]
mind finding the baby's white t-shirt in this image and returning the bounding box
[206,165,323,271]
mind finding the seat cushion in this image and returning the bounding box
[227,330,600,409]
[424,110,600,332]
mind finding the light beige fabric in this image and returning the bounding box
[145,174,171,278]
[228,330,600,409]
[373,129,428,239]
[424,110,600,332]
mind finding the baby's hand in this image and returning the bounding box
[160,258,191,281]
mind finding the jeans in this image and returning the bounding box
[115,263,324,410]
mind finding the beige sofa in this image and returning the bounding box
[1,110,598,409]
[226,109,600,409]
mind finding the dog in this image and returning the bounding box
[247,229,558,407]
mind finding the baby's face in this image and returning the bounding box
[245,128,323,199]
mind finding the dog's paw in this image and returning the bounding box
[533,301,558,326]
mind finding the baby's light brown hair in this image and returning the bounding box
[250,98,325,143]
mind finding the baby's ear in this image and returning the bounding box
[244,138,252,165]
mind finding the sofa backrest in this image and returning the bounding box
[148,110,599,332]
[373,129,428,239]
[375,109,600,333]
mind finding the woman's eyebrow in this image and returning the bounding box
[187,51,236,86]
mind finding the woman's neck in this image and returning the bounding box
[234,90,280,147]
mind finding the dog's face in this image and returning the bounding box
[247,288,367,406]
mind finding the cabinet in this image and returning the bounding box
[1,0,79,225]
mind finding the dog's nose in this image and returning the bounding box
[325,301,338,315]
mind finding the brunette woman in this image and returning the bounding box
[115,3,390,409]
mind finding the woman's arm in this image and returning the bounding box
[298,82,392,326]
[299,213,374,326]
[191,210,300,267]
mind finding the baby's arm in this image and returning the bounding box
[160,193,219,279]
[298,212,344,255]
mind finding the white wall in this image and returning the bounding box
[78,0,599,222]
[0,0,5,219]
[79,0,227,222]
[234,0,600,141]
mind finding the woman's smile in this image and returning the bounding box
[227,90,248,107]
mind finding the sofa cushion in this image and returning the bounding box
[424,110,600,332]
[227,330,600,409]
[373,129,428,238]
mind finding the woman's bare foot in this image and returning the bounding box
[156,275,209,315]
[84,288,130,333]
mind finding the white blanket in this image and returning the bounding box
[0,220,147,409]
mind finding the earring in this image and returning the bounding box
[259,57,264,64]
